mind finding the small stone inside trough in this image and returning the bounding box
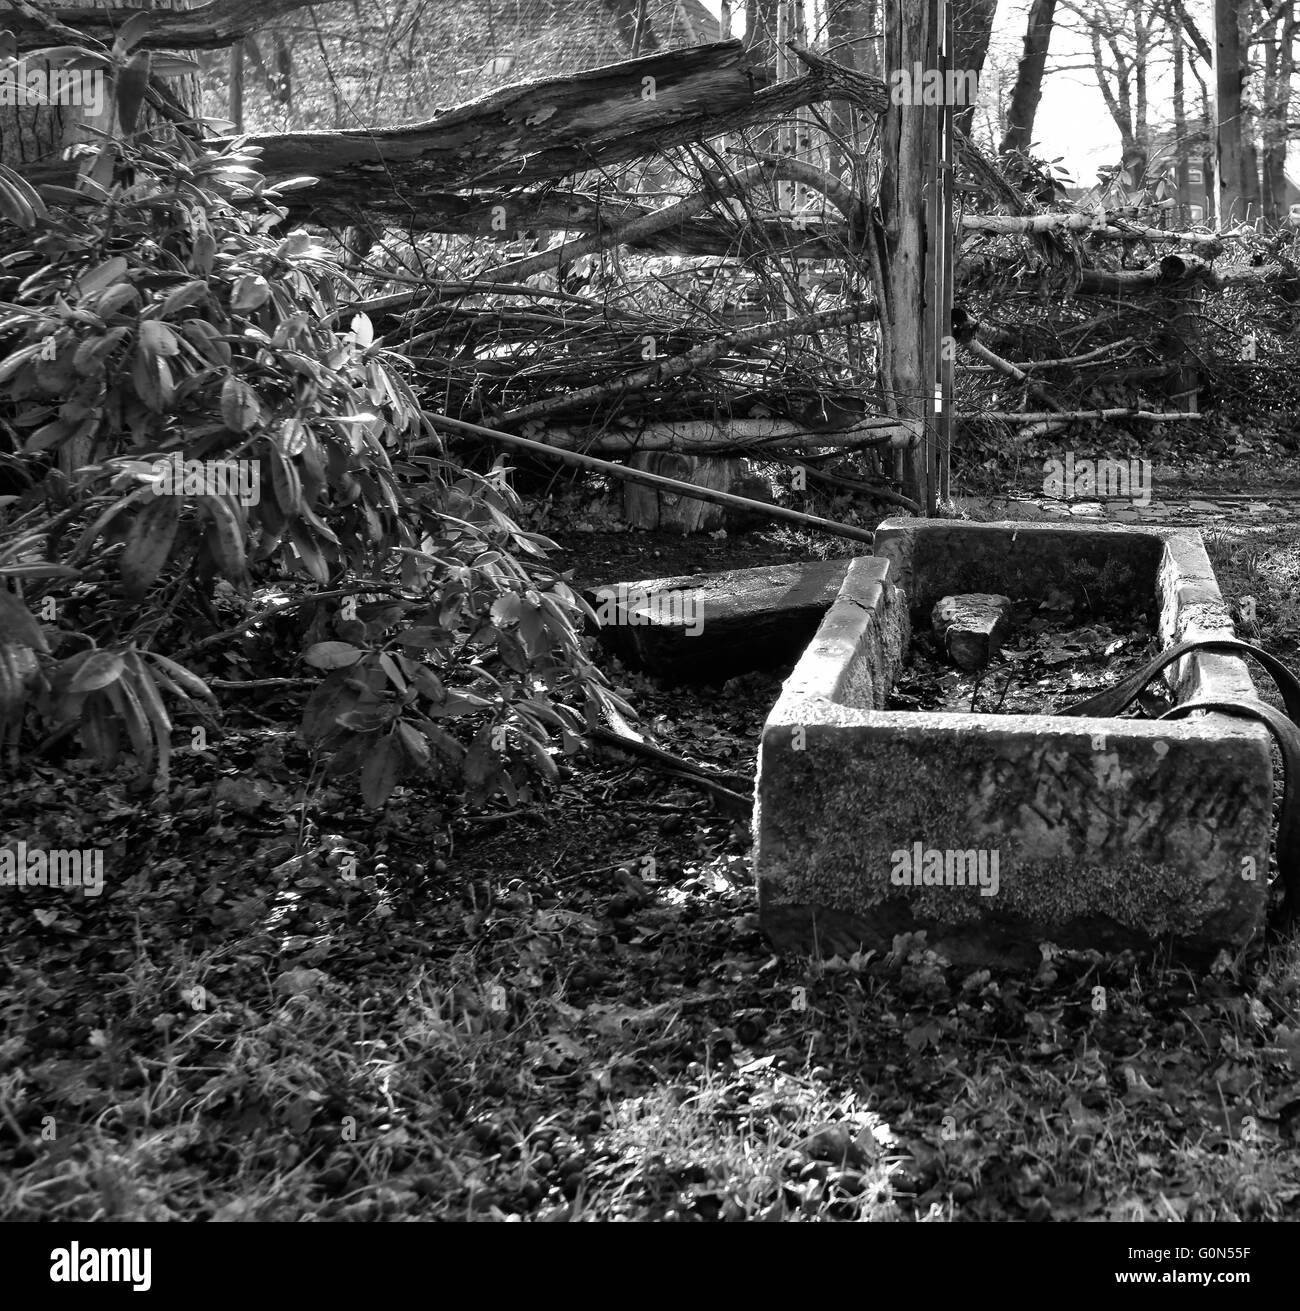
[931,593,1012,670]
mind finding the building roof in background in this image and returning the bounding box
[482,1,721,78]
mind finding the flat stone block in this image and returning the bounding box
[585,558,851,681]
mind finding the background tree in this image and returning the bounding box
[1258,0,1295,223]
[1056,0,1168,189]
[1000,0,1057,155]
[952,0,998,138]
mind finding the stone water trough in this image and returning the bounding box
[755,520,1274,966]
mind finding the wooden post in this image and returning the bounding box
[935,0,955,503]
[882,0,940,513]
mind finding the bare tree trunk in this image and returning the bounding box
[1163,0,1201,412]
[1000,0,1056,155]
[826,0,857,174]
[1170,1,1190,223]
[1197,57,1215,208]
[746,0,782,70]
[0,0,200,166]
[2,0,201,478]
[952,0,996,138]
[229,38,245,133]
[861,0,879,77]
[1213,0,1245,224]
[1243,136,1262,220]
[1260,1,1293,223]
[604,0,660,53]
[1279,3,1295,216]
[825,0,880,170]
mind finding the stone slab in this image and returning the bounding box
[584,557,851,681]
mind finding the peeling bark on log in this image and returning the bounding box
[539,417,920,452]
[1076,256,1298,294]
[244,41,761,190]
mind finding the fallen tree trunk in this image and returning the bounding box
[962,407,1203,424]
[306,189,1243,257]
[960,211,1237,245]
[958,252,1300,297]
[538,417,919,453]
[1076,255,1298,295]
[27,40,890,203]
[414,413,881,546]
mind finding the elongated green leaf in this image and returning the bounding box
[120,492,181,599]
[220,375,260,432]
[359,735,401,809]
[396,720,430,767]
[0,590,48,652]
[78,256,128,299]
[159,280,208,319]
[144,651,217,703]
[106,674,154,774]
[68,649,124,694]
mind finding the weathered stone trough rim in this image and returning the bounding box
[763,701,1270,740]
[767,519,1268,747]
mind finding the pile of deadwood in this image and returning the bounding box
[23,18,1296,522]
